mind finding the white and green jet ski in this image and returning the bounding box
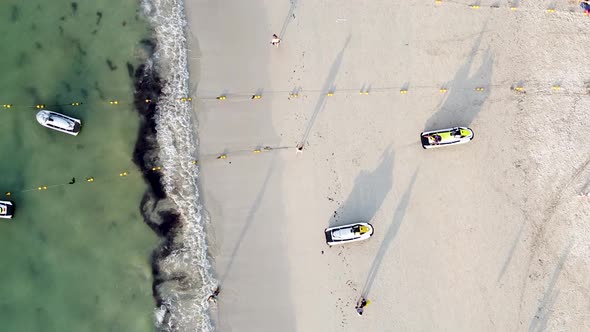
[420,127,474,149]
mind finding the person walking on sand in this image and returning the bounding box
[582,1,590,15]
[355,297,370,316]
[208,286,220,303]
[271,34,281,47]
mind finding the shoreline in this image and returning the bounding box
[185,0,297,330]
[136,0,217,331]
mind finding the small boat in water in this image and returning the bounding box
[420,126,474,149]
[36,110,81,136]
[325,222,374,246]
[0,200,14,219]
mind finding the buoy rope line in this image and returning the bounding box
[3,145,293,197]
[3,80,590,112]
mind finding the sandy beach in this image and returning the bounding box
[186,1,590,331]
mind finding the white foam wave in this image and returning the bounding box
[141,0,216,331]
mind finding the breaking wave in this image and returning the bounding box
[137,0,216,331]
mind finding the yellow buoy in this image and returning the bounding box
[109,100,119,105]
[86,177,95,182]
[5,192,11,196]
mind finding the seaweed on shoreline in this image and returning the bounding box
[132,46,196,328]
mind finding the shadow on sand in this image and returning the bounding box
[528,240,573,332]
[360,170,419,298]
[298,35,350,148]
[497,221,525,283]
[329,147,394,227]
[219,160,276,284]
[279,0,297,40]
[424,26,493,130]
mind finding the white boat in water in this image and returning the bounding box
[324,222,374,246]
[36,110,81,136]
[0,200,14,219]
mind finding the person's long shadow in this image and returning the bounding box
[279,0,297,40]
[298,35,350,148]
[219,160,276,284]
[360,170,418,298]
[328,147,394,227]
[424,25,493,130]
[528,240,573,332]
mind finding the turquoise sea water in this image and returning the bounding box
[0,1,157,331]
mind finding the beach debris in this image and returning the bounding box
[271,34,281,47]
